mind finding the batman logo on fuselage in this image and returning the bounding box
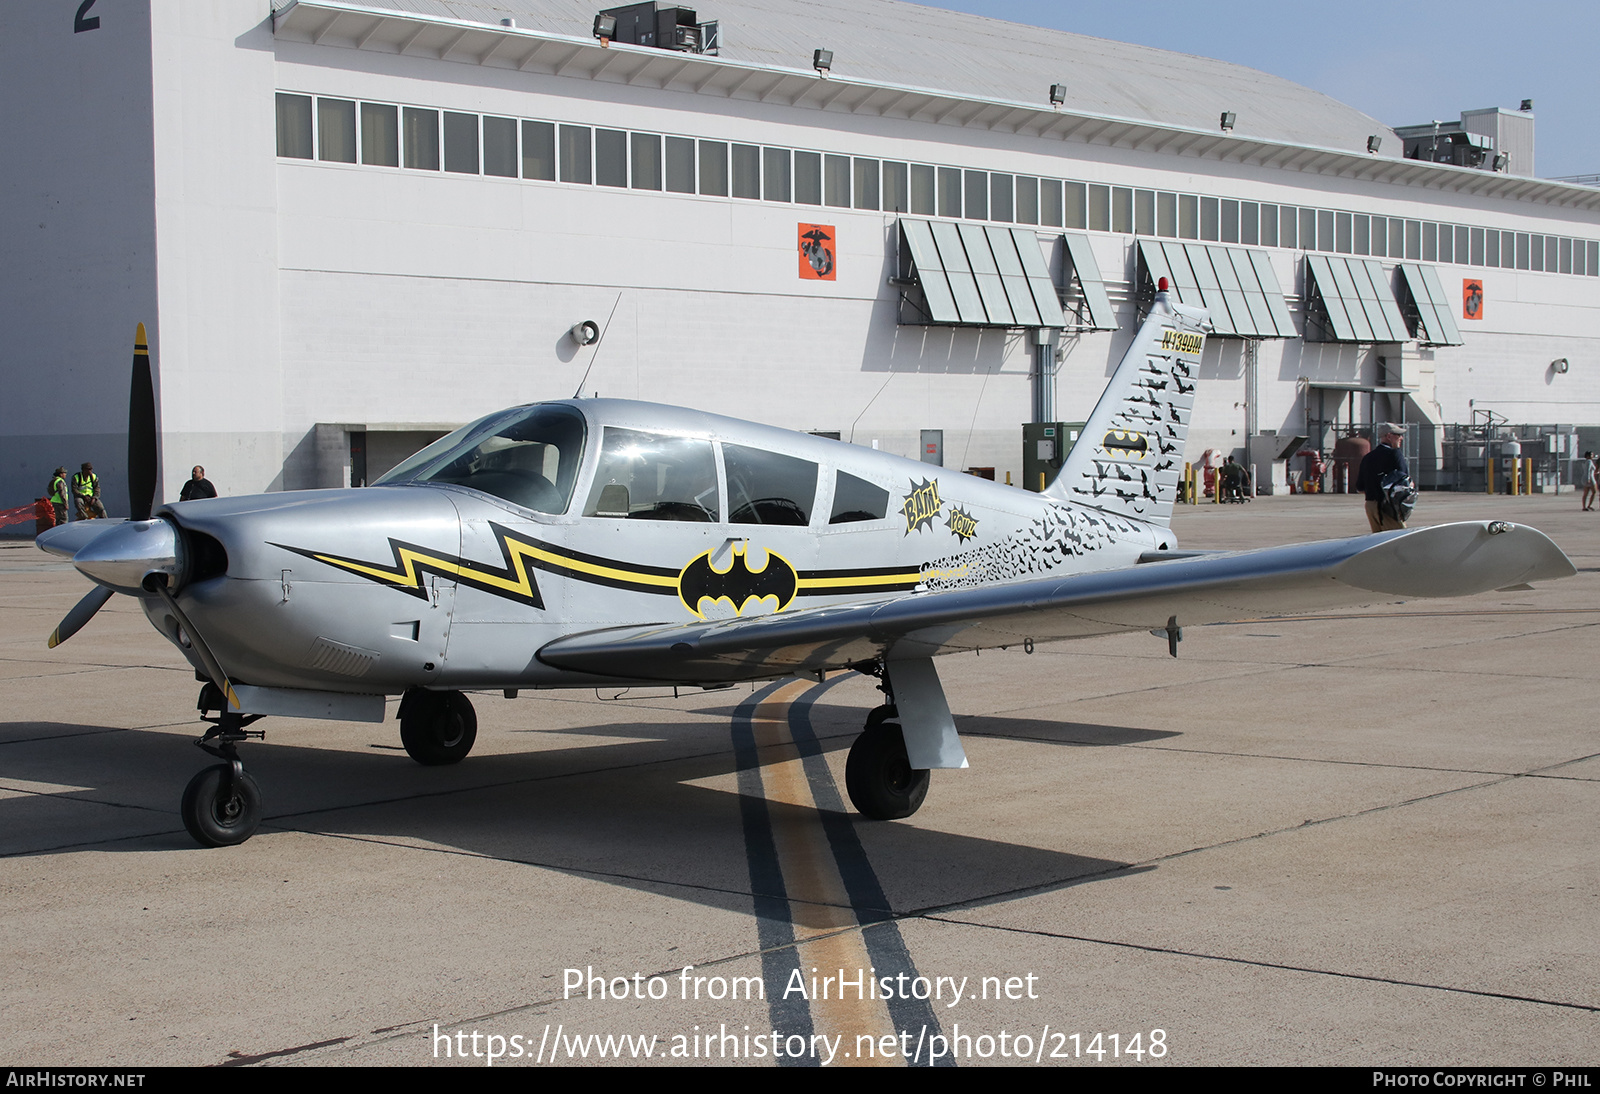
[678,544,797,618]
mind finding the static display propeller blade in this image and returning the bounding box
[47,586,115,649]
[128,322,157,522]
[152,582,240,713]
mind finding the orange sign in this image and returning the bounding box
[1463,279,1483,320]
[798,223,836,280]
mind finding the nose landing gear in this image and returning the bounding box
[181,685,266,847]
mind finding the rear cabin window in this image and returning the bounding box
[584,428,720,521]
[829,471,889,524]
[723,444,818,526]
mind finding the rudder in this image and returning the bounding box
[1046,285,1210,527]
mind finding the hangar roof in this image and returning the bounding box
[352,0,1397,154]
[272,1,1600,210]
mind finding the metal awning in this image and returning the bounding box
[1396,264,1465,346]
[898,220,1066,328]
[1303,255,1410,343]
[1061,233,1117,331]
[1137,240,1293,338]
[1304,383,1415,393]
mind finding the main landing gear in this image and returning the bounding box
[181,683,265,847]
[845,703,930,820]
[398,688,477,766]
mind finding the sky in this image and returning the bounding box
[915,0,1600,180]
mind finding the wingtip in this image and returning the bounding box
[134,321,148,355]
[47,631,60,650]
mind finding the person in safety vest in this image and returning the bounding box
[47,467,68,525]
[73,462,107,520]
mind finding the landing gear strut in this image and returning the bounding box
[398,688,477,765]
[181,686,266,847]
[845,703,929,820]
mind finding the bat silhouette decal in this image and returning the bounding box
[678,544,798,618]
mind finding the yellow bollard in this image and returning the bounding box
[1038,471,1046,492]
[1524,457,1533,495]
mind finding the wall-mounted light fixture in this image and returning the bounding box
[1520,99,1534,112]
[1492,152,1510,171]
[813,49,833,74]
[1219,111,1236,131]
[1552,357,1570,374]
[593,13,616,45]
[1049,84,1066,106]
[571,320,601,346]
[1367,135,1382,153]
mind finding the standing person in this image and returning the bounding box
[179,465,217,501]
[1355,423,1409,533]
[72,462,107,520]
[1581,451,1597,512]
[47,467,69,525]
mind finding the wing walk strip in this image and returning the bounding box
[732,679,949,1067]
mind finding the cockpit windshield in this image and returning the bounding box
[372,404,587,515]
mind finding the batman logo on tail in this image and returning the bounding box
[1103,430,1149,458]
[678,544,798,618]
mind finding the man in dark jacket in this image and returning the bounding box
[1355,423,1408,532]
[179,465,217,502]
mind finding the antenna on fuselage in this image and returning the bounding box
[571,292,624,399]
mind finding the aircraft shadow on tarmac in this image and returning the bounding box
[0,704,1154,922]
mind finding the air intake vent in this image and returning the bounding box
[306,637,379,678]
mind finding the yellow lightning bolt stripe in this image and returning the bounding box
[308,545,536,598]
[308,539,679,596]
[519,543,678,589]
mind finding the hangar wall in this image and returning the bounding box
[0,0,160,518]
[5,0,1600,514]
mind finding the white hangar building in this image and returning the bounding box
[5,0,1600,515]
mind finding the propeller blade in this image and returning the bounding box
[128,322,157,522]
[48,585,115,649]
[152,583,240,712]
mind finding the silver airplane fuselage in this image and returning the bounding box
[151,399,1169,696]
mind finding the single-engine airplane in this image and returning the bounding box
[39,287,1575,846]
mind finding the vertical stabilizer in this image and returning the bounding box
[1046,286,1210,527]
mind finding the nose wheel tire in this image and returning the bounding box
[845,722,929,820]
[400,689,478,765]
[181,764,262,847]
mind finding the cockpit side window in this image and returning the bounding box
[724,443,818,526]
[829,470,889,524]
[377,404,587,515]
[583,428,720,522]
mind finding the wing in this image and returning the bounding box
[538,521,1574,684]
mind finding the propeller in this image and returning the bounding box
[129,322,157,522]
[47,586,115,649]
[42,323,163,646]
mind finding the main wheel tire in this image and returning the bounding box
[400,690,477,765]
[180,764,262,847]
[845,723,929,820]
